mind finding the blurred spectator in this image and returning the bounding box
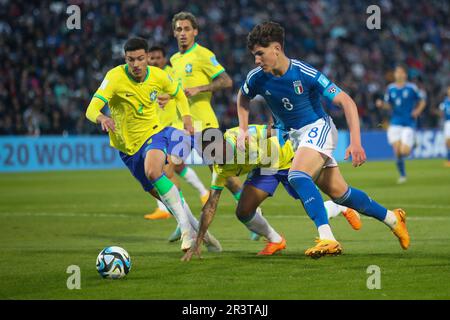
[0,0,448,135]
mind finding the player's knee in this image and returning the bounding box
[235,204,253,221]
[145,167,163,181]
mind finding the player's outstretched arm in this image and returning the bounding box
[184,72,233,97]
[182,189,222,262]
[86,97,115,132]
[333,91,366,167]
[237,89,251,151]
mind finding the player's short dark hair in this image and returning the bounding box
[172,11,198,30]
[247,21,285,50]
[149,45,166,57]
[395,63,408,73]
[124,37,149,53]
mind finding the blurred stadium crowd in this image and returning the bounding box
[0,0,449,135]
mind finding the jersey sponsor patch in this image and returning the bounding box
[318,74,330,88]
[99,79,109,90]
[210,56,219,66]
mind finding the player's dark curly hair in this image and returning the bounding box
[247,21,285,50]
[124,37,149,53]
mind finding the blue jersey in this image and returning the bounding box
[241,59,342,130]
[439,97,450,121]
[384,82,425,128]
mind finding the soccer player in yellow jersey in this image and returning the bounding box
[170,11,244,200]
[182,125,361,261]
[85,38,221,253]
[145,46,210,223]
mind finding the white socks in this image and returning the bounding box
[158,186,193,235]
[157,199,169,212]
[244,210,282,243]
[318,224,336,241]
[383,210,398,229]
[324,200,347,219]
[181,167,209,197]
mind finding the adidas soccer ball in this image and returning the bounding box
[96,246,131,279]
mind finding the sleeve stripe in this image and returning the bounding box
[93,94,108,104]
[246,66,263,82]
[292,62,317,78]
[170,83,180,97]
[211,186,224,190]
[292,59,317,73]
[211,68,225,79]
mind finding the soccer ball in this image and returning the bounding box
[96,246,131,279]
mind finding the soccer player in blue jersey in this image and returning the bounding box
[237,22,410,258]
[439,85,450,167]
[376,64,426,183]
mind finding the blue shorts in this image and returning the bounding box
[244,168,299,199]
[120,127,192,191]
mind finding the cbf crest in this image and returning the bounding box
[293,80,303,95]
[185,63,193,74]
[150,90,158,102]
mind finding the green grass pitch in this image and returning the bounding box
[1,159,449,299]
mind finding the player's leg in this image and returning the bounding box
[445,121,450,166]
[397,126,415,183]
[316,166,410,250]
[144,162,176,220]
[323,200,362,231]
[237,174,285,255]
[388,125,407,183]
[144,132,196,251]
[447,137,450,166]
[175,162,210,205]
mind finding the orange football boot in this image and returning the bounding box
[342,208,362,230]
[391,208,410,250]
[144,208,171,220]
[305,239,343,259]
[257,237,286,256]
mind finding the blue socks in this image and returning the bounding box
[396,156,406,177]
[334,187,387,221]
[288,171,329,228]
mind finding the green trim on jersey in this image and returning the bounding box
[170,83,181,97]
[124,65,150,83]
[181,42,198,55]
[211,185,224,191]
[93,94,108,104]
[211,68,225,80]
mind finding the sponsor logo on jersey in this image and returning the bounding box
[293,80,303,95]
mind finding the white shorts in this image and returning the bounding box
[287,117,338,168]
[387,125,415,148]
[445,120,450,139]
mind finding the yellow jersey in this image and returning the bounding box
[89,64,186,155]
[170,42,224,130]
[157,65,184,130]
[211,125,295,190]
